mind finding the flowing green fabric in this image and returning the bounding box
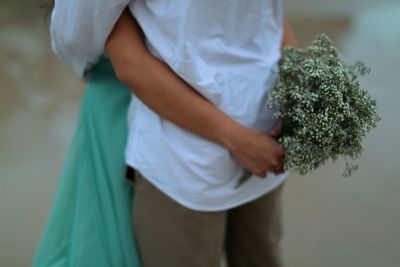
[32,57,141,267]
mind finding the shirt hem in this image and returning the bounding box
[125,157,290,212]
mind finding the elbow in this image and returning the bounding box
[113,59,145,91]
[112,54,133,84]
[114,65,134,86]
[110,52,148,89]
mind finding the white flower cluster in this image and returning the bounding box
[267,34,380,176]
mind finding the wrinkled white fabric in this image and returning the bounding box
[50,0,290,211]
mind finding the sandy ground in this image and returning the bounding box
[0,0,399,266]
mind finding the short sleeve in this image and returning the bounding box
[50,0,130,79]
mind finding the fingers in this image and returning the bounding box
[232,127,286,179]
[255,147,285,177]
[268,120,283,138]
[260,131,284,158]
[249,159,284,178]
[266,124,285,168]
[243,159,268,178]
[257,162,285,177]
[252,165,285,178]
[273,162,285,175]
[255,170,267,178]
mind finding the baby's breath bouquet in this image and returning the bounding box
[270,33,380,176]
[238,34,380,187]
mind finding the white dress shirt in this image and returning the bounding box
[50,0,290,211]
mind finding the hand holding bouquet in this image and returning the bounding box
[237,34,380,187]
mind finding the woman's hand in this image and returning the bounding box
[224,123,285,178]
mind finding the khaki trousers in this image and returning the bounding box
[130,169,285,267]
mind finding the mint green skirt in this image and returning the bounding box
[32,58,141,267]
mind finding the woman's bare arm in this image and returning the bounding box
[105,9,284,177]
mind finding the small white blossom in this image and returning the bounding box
[266,34,380,176]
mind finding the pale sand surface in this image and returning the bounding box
[0,1,399,266]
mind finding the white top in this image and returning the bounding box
[50,0,290,211]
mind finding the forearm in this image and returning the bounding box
[106,9,244,150]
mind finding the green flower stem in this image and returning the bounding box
[235,169,253,189]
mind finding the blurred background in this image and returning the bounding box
[0,0,399,266]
